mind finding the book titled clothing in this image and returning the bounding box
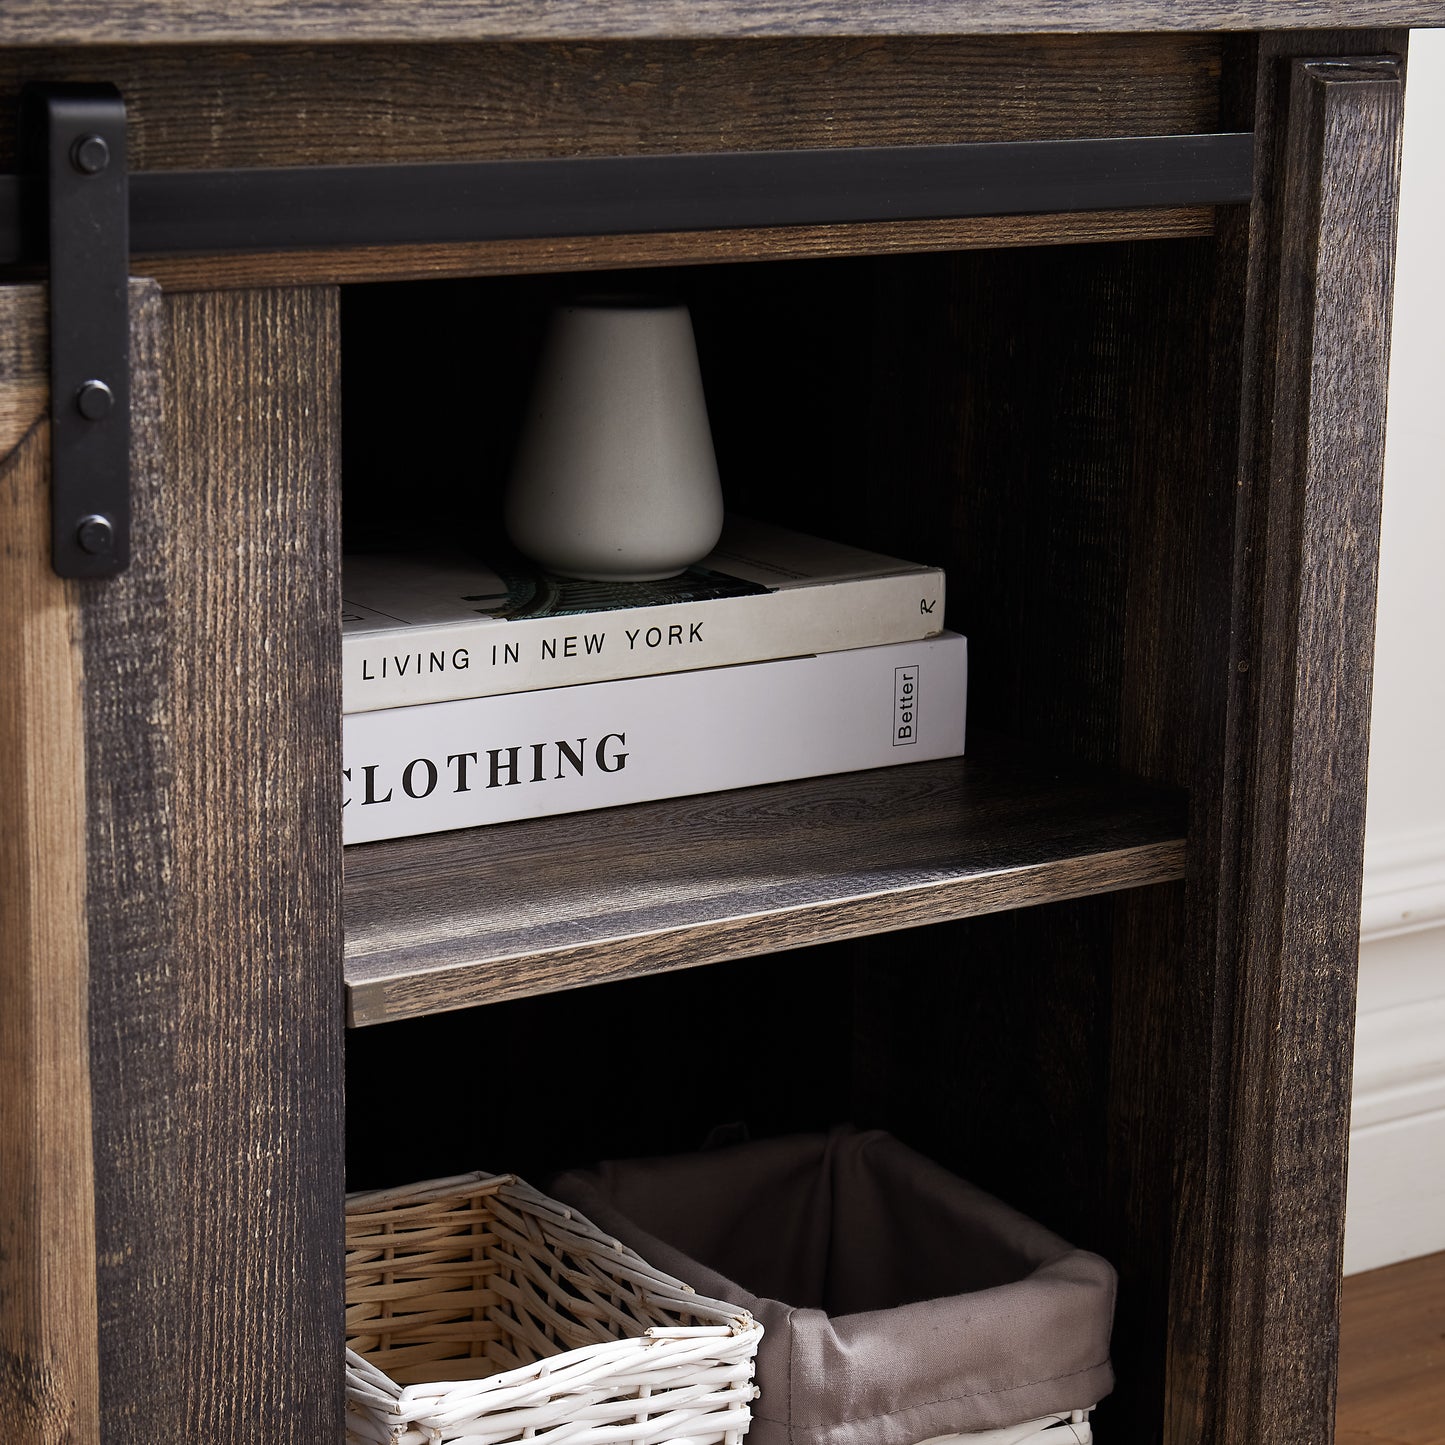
[342,516,945,713]
[343,632,967,845]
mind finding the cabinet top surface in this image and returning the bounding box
[1,0,1441,47]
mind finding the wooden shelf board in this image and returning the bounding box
[343,740,1186,1026]
[139,208,1216,292]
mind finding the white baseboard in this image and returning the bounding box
[1350,993,1445,1131]
[1344,1106,1445,1274]
[1360,821,1445,942]
[1347,988,1445,1276]
[1346,827,1445,1273]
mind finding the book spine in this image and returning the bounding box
[343,633,967,845]
[342,567,944,713]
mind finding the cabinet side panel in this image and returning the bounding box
[1105,31,1406,1445]
[1216,51,1403,1445]
[83,285,344,1442]
[0,289,100,1444]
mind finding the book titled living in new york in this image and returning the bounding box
[343,632,968,844]
[342,515,945,713]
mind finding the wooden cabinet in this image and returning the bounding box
[0,9,1428,1443]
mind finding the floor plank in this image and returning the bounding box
[1338,1251,1445,1445]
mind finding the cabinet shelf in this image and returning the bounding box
[342,737,1186,1026]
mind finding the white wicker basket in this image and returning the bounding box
[344,1171,763,1445]
[922,1412,1092,1445]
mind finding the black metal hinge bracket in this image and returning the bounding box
[21,83,130,578]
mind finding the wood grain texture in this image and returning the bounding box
[0,290,47,449]
[1204,42,1404,1445]
[1337,1251,1445,1445]
[1102,230,1232,1445]
[139,207,1217,293]
[78,283,177,1441]
[0,34,1223,177]
[0,293,98,1445]
[0,0,1442,45]
[80,285,345,1441]
[344,745,1186,1025]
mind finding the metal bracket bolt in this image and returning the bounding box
[76,379,115,419]
[75,514,116,557]
[71,133,111,175]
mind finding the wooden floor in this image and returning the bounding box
[1338,1251,1445,1445]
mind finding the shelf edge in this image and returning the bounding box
[346,836,1186,1027]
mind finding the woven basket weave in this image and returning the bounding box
[923,1414,1091,1445]
[345,1171,763,1445]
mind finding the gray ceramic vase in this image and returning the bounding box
[504,296,725,581]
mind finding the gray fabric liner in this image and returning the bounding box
[553,1127,1115,1445]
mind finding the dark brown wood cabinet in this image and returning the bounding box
[0,6,1433,1442]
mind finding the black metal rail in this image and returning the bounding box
[0,131,1254,261]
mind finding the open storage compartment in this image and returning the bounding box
[340,220,1232,1445]
[346,901,1155,1437]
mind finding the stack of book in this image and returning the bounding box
[342,516,967,845]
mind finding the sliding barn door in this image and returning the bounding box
[0,281,346,1443]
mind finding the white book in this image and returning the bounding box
[342,516,945,714]
[343,632,967,845]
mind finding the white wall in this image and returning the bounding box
[1344,26,1445,1276]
